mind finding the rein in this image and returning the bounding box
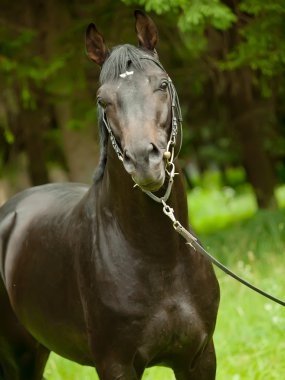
[100,59,285,307]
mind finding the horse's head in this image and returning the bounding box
[86,11,181,192]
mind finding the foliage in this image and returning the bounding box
[187,167,285,234]
[0,3,102,182]
[123,0,236,30]
[122,0,237,58]
[0,24,67,110]
[188,185,257,233]
[122,0,285,99]
[220,1,285,85]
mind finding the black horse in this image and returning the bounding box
[0,11,219,380]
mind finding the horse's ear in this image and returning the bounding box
[86,23,108,66]
[134,10,158,51]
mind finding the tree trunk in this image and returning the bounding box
[54,101,99,183]
[20,107,49,185]
[16,1,51,186]
[228,68,277,208]
[206,21,277,209]
[43,0,99,183]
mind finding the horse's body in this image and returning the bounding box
[0,11,219,380]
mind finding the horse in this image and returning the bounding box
[0,10,220,380]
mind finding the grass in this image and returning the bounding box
[203,209,285,379]
[187,180,285,234]
[187,186,257,234]
[43,181,285,379]
[44,358,176,379]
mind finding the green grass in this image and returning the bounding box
[275,184,285,208]
[187,182,285,234]
[215,269,285,379]
[188,186,257,233]
[44,358,176,379]
[203,210,285,379]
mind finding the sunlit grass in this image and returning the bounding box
[188,186,257,233]
[45,356,176,379]
[203,209,285,379]
[275,184,285,208]
[214,256,285,380]
[188,184,285,234]
[44,354,96,380]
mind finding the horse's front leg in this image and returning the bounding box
[88,337,140,380]
[96,360,139,380]
[173,339,217,380]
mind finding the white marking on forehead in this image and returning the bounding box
[119,70,134,78]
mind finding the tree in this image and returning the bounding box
[1,0,284,208]
[0,0,100,187]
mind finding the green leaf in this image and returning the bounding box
[4,127,14,144]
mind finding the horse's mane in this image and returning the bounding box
[99,44,156,84]
[94,44,160,183]
[93,105,108,183]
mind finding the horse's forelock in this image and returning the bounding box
[99,44,156,84]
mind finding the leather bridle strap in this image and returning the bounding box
[102,111,124,162]
[139,56,183,159]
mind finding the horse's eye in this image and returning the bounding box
[159,80,169,91]
[97,98,108,109]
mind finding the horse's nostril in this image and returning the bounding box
[148,143,161,161]
[124,150,133,163]
[123,149,136,173]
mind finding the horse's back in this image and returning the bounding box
[0,182,89,278]
[0,183,93,364]
[0,182,89,222]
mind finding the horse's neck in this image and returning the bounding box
[95,150,189,257]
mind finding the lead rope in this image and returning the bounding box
[160,184,285,307]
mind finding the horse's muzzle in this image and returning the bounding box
[134,171,165,192]
[122,142,166,191]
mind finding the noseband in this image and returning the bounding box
[99,55,285,307]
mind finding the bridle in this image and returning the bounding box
[100,57,285,307]
[101,56,182,203]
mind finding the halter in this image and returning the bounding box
[99,57,285,307]
[101,56,183,203]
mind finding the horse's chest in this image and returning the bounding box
[140,293,205,360]
[93,240,208,360]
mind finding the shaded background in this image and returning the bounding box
[1,0,285,216]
